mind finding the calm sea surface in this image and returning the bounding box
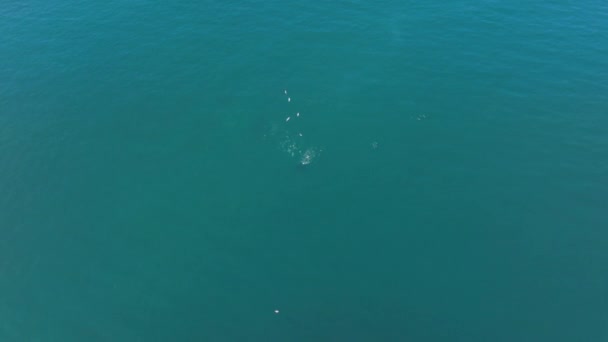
[1,1,607,341]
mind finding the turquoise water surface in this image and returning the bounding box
[1,1,608,341]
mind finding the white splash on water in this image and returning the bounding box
[299,148,318,165]
[268,89,322,166]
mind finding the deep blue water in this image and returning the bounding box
[1,1,608,341]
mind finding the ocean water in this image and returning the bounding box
[1,1,607,341]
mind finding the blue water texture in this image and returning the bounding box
[1,1,608,341]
